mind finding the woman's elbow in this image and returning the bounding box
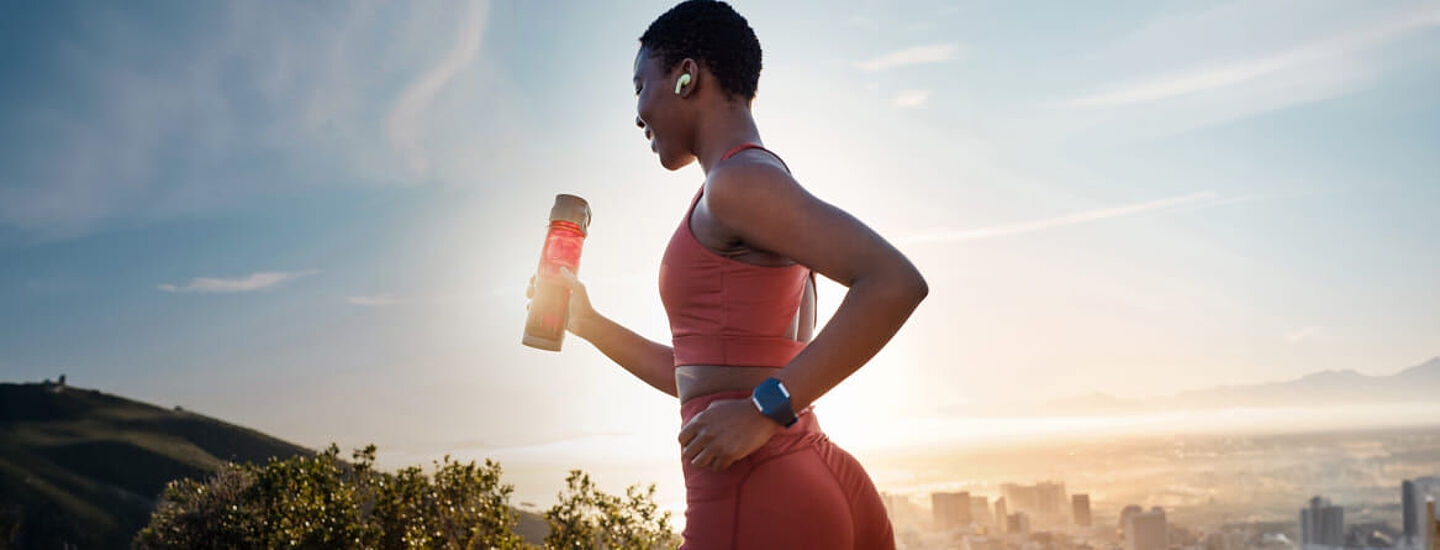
[906,269,929,305]
[882,263,927,306]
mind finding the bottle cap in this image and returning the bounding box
[549,194,591,234]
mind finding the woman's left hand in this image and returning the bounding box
[678,398,779,472]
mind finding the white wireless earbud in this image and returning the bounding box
[674,73,692,95]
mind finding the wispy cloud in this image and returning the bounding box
[893,90,932,108]
[897,192,1219,245]
[347,293,403,306]
[387,0,490,178]
[158,270,319,293]
[0,2,511,242]
[1062,4,1440,109]
[854,43,961,71]
[1284,326,1325,343]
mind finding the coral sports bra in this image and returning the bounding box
[659,143,817,368]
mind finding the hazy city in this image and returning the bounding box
[870,425,1440,550]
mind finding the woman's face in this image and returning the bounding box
[633,47,695,171]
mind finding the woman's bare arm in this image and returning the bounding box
[704,161,928,411]
[538,268,678,397]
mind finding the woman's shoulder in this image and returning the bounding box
[704,152,803,211]
[700,153,816,242]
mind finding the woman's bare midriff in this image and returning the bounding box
[676,365,782,404]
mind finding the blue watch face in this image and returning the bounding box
[753,378,797,427]
[754,379,785,412]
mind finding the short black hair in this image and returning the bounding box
[639,0,762,102]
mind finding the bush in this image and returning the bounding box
[133,444,675,549]
[545,470,678,550]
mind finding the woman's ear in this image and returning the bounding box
[676,58,700,99]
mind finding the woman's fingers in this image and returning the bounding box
[681,429,711,462]
[691,448,717,470]
[678,418,700,446]
[558,266,580,288]
[534,267,579,290]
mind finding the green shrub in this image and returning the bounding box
[133,444,675,549]
[544,470,677,550]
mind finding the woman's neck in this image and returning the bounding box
[694,106,763,176]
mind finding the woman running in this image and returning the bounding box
[530,1,927,547]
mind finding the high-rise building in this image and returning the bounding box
[1126,507,1167,550]
[1001,481,1067,519]
[1119,504,1144,537]
[1426,498,1438,550]
[995,497,1008,535]
[971,495,993,529]
[1409,481,1420,547]
[1007,512,1031,534]
[1073,494,1092,527]
[1037,481,1067,517]
[1405,478,1440,550]
[933,491,973,530]
[1300,496,1344,548]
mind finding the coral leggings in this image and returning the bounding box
[679,390,895,549]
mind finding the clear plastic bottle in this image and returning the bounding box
[523,194,591,351]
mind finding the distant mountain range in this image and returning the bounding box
[1040,356,1440,415]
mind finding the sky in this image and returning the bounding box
[3,0,1439,511]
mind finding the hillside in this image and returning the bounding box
[0,380,553,548]
[0,380,313,549]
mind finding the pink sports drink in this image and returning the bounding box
[523,194,591,351]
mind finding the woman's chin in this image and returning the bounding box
[659,151,696,172]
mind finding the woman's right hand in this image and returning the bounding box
[527,266,596,337]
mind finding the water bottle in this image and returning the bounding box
[523,194,591,351]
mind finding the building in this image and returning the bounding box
[995,497,1008,534]
[880,492,924,533]
[1405,478,1440,550]
[970,495,993,530]
[1119,504,1144,537]
[934,491,974,531]
[1127,506,1167,550]
[1073,494,1092,527]
[1409,481,1420,547]
[1300,496,1344,548]
[1001,481,1068,519]
[1427,498,1438,550]
[1006,512,1031,535]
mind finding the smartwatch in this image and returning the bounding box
[751,377,798,428]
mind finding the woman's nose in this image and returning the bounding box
[635,116,645,129]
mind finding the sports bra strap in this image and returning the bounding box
[720,143,790,173]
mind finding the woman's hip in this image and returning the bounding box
[677,425,894,549]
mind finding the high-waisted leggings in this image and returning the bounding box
[679,390,895,549]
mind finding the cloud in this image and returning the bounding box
[897,192,1220,245]
[854,43,961,71]
[1061,4,1440,109]
[1284,326,1325,343]
[0,1,510,242]
[347,293,403,306]
[893,90,932,108]
[387,0,491,178]
[158,270,319,293]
